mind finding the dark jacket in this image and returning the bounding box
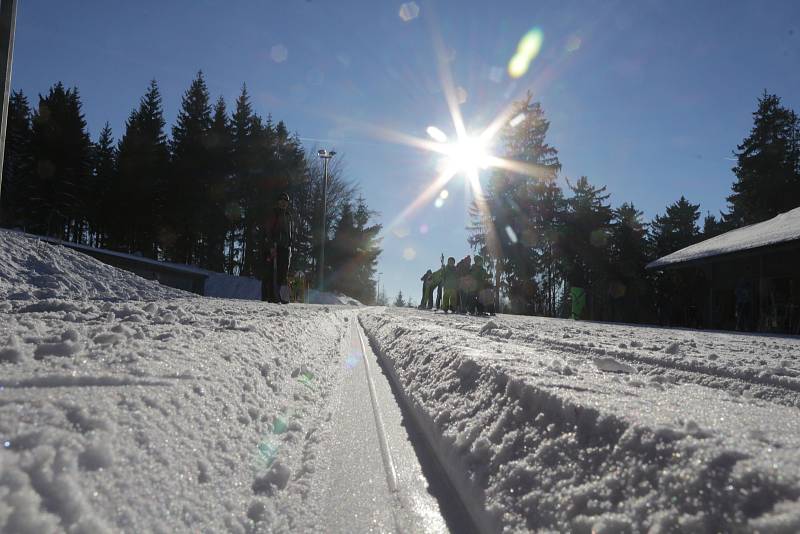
[471,264,490,290]
[267,208,293,248]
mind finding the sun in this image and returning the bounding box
[443,135,490,175]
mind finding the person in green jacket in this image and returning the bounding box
[441,257,458,313]
[471,255,492,315]
[419,269,434,309]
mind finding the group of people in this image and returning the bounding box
[419,255,495,315]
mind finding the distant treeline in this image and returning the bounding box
[0,72,382,304]
[469,91,800,324]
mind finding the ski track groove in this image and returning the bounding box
[431,318,800,408]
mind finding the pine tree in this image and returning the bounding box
[228,84,256,274]
[204,96,232,272]
[728,92,800,225]
[560,176,613,319]
[325,197,382,303]
[393,290,405,307]
[28,83,92,240]
[650,196,703,325]
[0,91,33,229]
[469,92,562,315]
[608,202,652,322]
[88,123,116,247]
[167,71,213,264]
[650,196,701,258]
[353,196,382,304]
[113,80,169,257]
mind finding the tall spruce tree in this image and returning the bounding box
[113,80,169,257]
[0,91,33,229]
[608,202,652,323]
[168,71,213,264]
[353,196,382,304]
[326,197,382,303]
[469,92,562,315]
[650,196,703,326]
[728,92,800,225]
[204,96,233,272]
[88,123,117,247]
[28,83,92,241]
[561,176,613,320]
[228,84,257,274]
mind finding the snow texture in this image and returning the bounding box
[0,229,354,532]
[648,205,800,268]
[305,289,362,306]
[360,308,800,533]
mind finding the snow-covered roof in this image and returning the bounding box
[647,206,800,269]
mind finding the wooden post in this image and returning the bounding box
[0,0,17,210]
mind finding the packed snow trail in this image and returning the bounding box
[298,317,454,533]
[360,308,800,533]
[5,228,800,533]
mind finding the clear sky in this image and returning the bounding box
[11,0,800,303]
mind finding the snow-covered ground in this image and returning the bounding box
[0,230,354,532]
[360,308,800,532]
[3,227,800,533]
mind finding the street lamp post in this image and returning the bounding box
[0,0,18,211]
[317,149,336,292]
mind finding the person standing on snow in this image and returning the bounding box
[456,256,472,314]
[441,257,458,313]
[263,193,294,304]
[419,269,434,309]
[471,255,492,315]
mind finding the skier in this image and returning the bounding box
[471,255,496,315]
[263,193,294,304]
[441,257,458,313]
[456,256,472,314]
[433,254,445,310]
[419,269,434,309]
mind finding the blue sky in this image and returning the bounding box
[12,0,800,303]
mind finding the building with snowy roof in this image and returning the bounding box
[647,206,800,334]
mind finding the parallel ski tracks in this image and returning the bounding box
[462,324,800,409]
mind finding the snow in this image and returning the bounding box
[305,289,362,306]
[647,205,800,269]
[4,225,800,533]
[0,229,356,532]
[360,308,800,533]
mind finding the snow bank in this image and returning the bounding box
[648,206,800,269]
[305,289,362,306]
[360,309,800,533]
[0,229,187,302]
[0,227,357,532]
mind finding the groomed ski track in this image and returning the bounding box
[301,314,473,534]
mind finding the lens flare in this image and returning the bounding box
[270,44,288,63]
[426,126,448,143]
[509,113,526,127]
[399,1,420,22]
[505,225,518,244]
[434,197,445,208]
[566,35,582,53]
[403,247,417,260]
[508,28,543,78]
[439,189,449,199]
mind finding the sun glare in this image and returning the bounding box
[443,135,490,174]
